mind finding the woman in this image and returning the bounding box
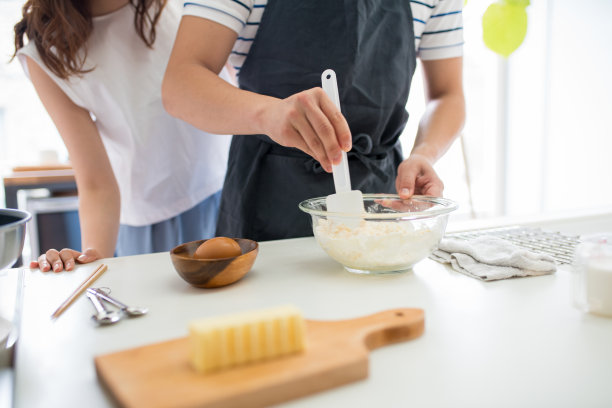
[162,0,466,242]
[13,0,232,272]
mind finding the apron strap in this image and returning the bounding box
[263,131,392,183]
[348,133,391,183]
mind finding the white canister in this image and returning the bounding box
[573,234,612,317]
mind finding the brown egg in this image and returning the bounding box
[194,237,242,259]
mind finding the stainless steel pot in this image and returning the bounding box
[0,208,31,271]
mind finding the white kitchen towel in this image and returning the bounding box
[430,236,557,281]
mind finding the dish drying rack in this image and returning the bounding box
[445,226,582,265]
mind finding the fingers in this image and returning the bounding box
[420,175,444,196]
[76,248,100,264]
[295,90,343,171]
[396,155,444,198]
[317,89,352,151]
[302,89,352,169]
[36,254,50,271]
[58,248,80,271]
[273,88,352,172]
[42,249,62,272]
[35,248,85,272]
[287,105,332,171]
[396,164,419,199]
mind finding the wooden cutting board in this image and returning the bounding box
[95,308,424,408]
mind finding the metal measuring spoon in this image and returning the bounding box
[86,291,122,325]
[89,288,148,317]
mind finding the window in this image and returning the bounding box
[403,0,612,219]
[403,0,501,219]
[504,0,612,215]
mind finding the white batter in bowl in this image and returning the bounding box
[299,195,457,274]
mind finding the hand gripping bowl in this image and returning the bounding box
[0,208,31,271]
[299,194,457,274]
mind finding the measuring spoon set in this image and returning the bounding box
[86,287,148,326]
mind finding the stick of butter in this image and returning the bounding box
[189,305,306,374]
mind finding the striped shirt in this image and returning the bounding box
[184,0,463,74]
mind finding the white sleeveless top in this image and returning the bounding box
[17,1,232,226]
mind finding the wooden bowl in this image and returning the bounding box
[170,238,258,288]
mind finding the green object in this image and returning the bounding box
[504,0,530,7]
[482,1,529,57]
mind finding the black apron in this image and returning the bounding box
[216,0,417,241]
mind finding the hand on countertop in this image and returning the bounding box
[30,247,102,273]
[395,153,444,198]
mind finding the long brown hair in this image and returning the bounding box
[13,0,167,79]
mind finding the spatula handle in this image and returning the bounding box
[321,69,341,110]
[321,69,351,193]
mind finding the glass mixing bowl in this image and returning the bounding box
[299,194,458,274]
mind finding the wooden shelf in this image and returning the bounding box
[3,169,76,186]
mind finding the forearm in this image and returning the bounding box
[77,185,120,258]
[163,62,276,135]
[411,92,465,163]
[25,55,121,260]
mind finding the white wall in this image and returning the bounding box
[506,0,612,215]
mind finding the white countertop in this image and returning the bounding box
[12,212,612,408]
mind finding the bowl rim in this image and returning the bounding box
[298,194,458,220]
[0,208,32,230]
[170,238,258,261]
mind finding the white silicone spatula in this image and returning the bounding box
[321,69,364,216]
